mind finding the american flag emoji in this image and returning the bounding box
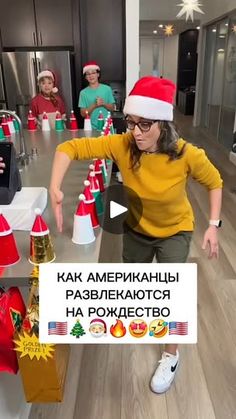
[48,321,68,335]
[168,321,188,335]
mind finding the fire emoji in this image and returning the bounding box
[110,319,126,338]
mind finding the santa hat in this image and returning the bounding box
[123,76,176,121]
[0,212,20,266]
[90,318,106,333]
[37,70,58,93]
[83,61,100,75]
[83,180,95,203]
[0,212,12,236]
[30,208,49,236]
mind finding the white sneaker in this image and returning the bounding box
[116,171,123,183]
[150,350,179,394]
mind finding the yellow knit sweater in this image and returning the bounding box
[57,133,223,237]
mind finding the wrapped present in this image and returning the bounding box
[14,266,70,402]
[22,299,39,335]
[0,333,19,374]
[22,266,39,335]
[0,286,26,374]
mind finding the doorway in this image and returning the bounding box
[140,37,164,77]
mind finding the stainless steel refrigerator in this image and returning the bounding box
[2,51,74,125]
[0,63,7,110]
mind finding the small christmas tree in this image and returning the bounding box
[70,319,86,338]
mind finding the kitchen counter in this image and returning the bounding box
[0,128,107,419]
[1,128,103,285]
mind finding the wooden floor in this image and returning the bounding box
[30,112,236,419]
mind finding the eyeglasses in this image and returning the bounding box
[125,118,158,132]
[85,70,98,76]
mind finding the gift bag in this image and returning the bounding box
[0,286,26,374]
[14,335,70,402]
[14,268,70,402]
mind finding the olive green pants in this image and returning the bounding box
[122,229,192,263]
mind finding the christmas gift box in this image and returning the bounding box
[14,267,70,402]
[0,286,26,374]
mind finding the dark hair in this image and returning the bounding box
[129,120,186,170]
[49,93,59,107]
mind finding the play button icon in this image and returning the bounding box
[101,184,143,235]
[110,201,127,219]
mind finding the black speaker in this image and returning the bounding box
[0,142,22,204]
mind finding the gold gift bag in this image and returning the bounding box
[14,333,70,402]
[14,266,70,403]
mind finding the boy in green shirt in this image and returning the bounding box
[79,61,115,130]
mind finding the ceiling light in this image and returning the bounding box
[176,0,204,22]
[217,49,224,52]
[164,25,174,36]
[158,24,163,28]
[225,23,228,26]
[196,26,200,30]
[219,35,225,38]
[212,28,216,32]
[153,30,157,34]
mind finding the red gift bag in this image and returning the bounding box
[0,287,26,374]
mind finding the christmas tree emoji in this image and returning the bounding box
[70,319,86,338]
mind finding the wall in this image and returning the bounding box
[140,37,164,77]
[126,0,139,95]
[140,0,186,20]
[139,35,178,100]
[163,36,178,87]
[140,0,236,23]
[202,0,236,23]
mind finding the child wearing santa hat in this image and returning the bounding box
[49,76,223,394]
[79,61,115,130]
[30,70,66,127]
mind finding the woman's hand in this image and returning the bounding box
[201,226,219,259]
[49,150,72,232]
[50,188,64,233]
[0,157,5,174]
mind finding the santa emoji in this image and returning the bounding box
[89,318,107,338]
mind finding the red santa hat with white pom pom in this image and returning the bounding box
[123,76,176,121]
[30,208,49,236]
[83,61,100,75]
[37,70,58,93]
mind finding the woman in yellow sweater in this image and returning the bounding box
[50,76,223,394]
